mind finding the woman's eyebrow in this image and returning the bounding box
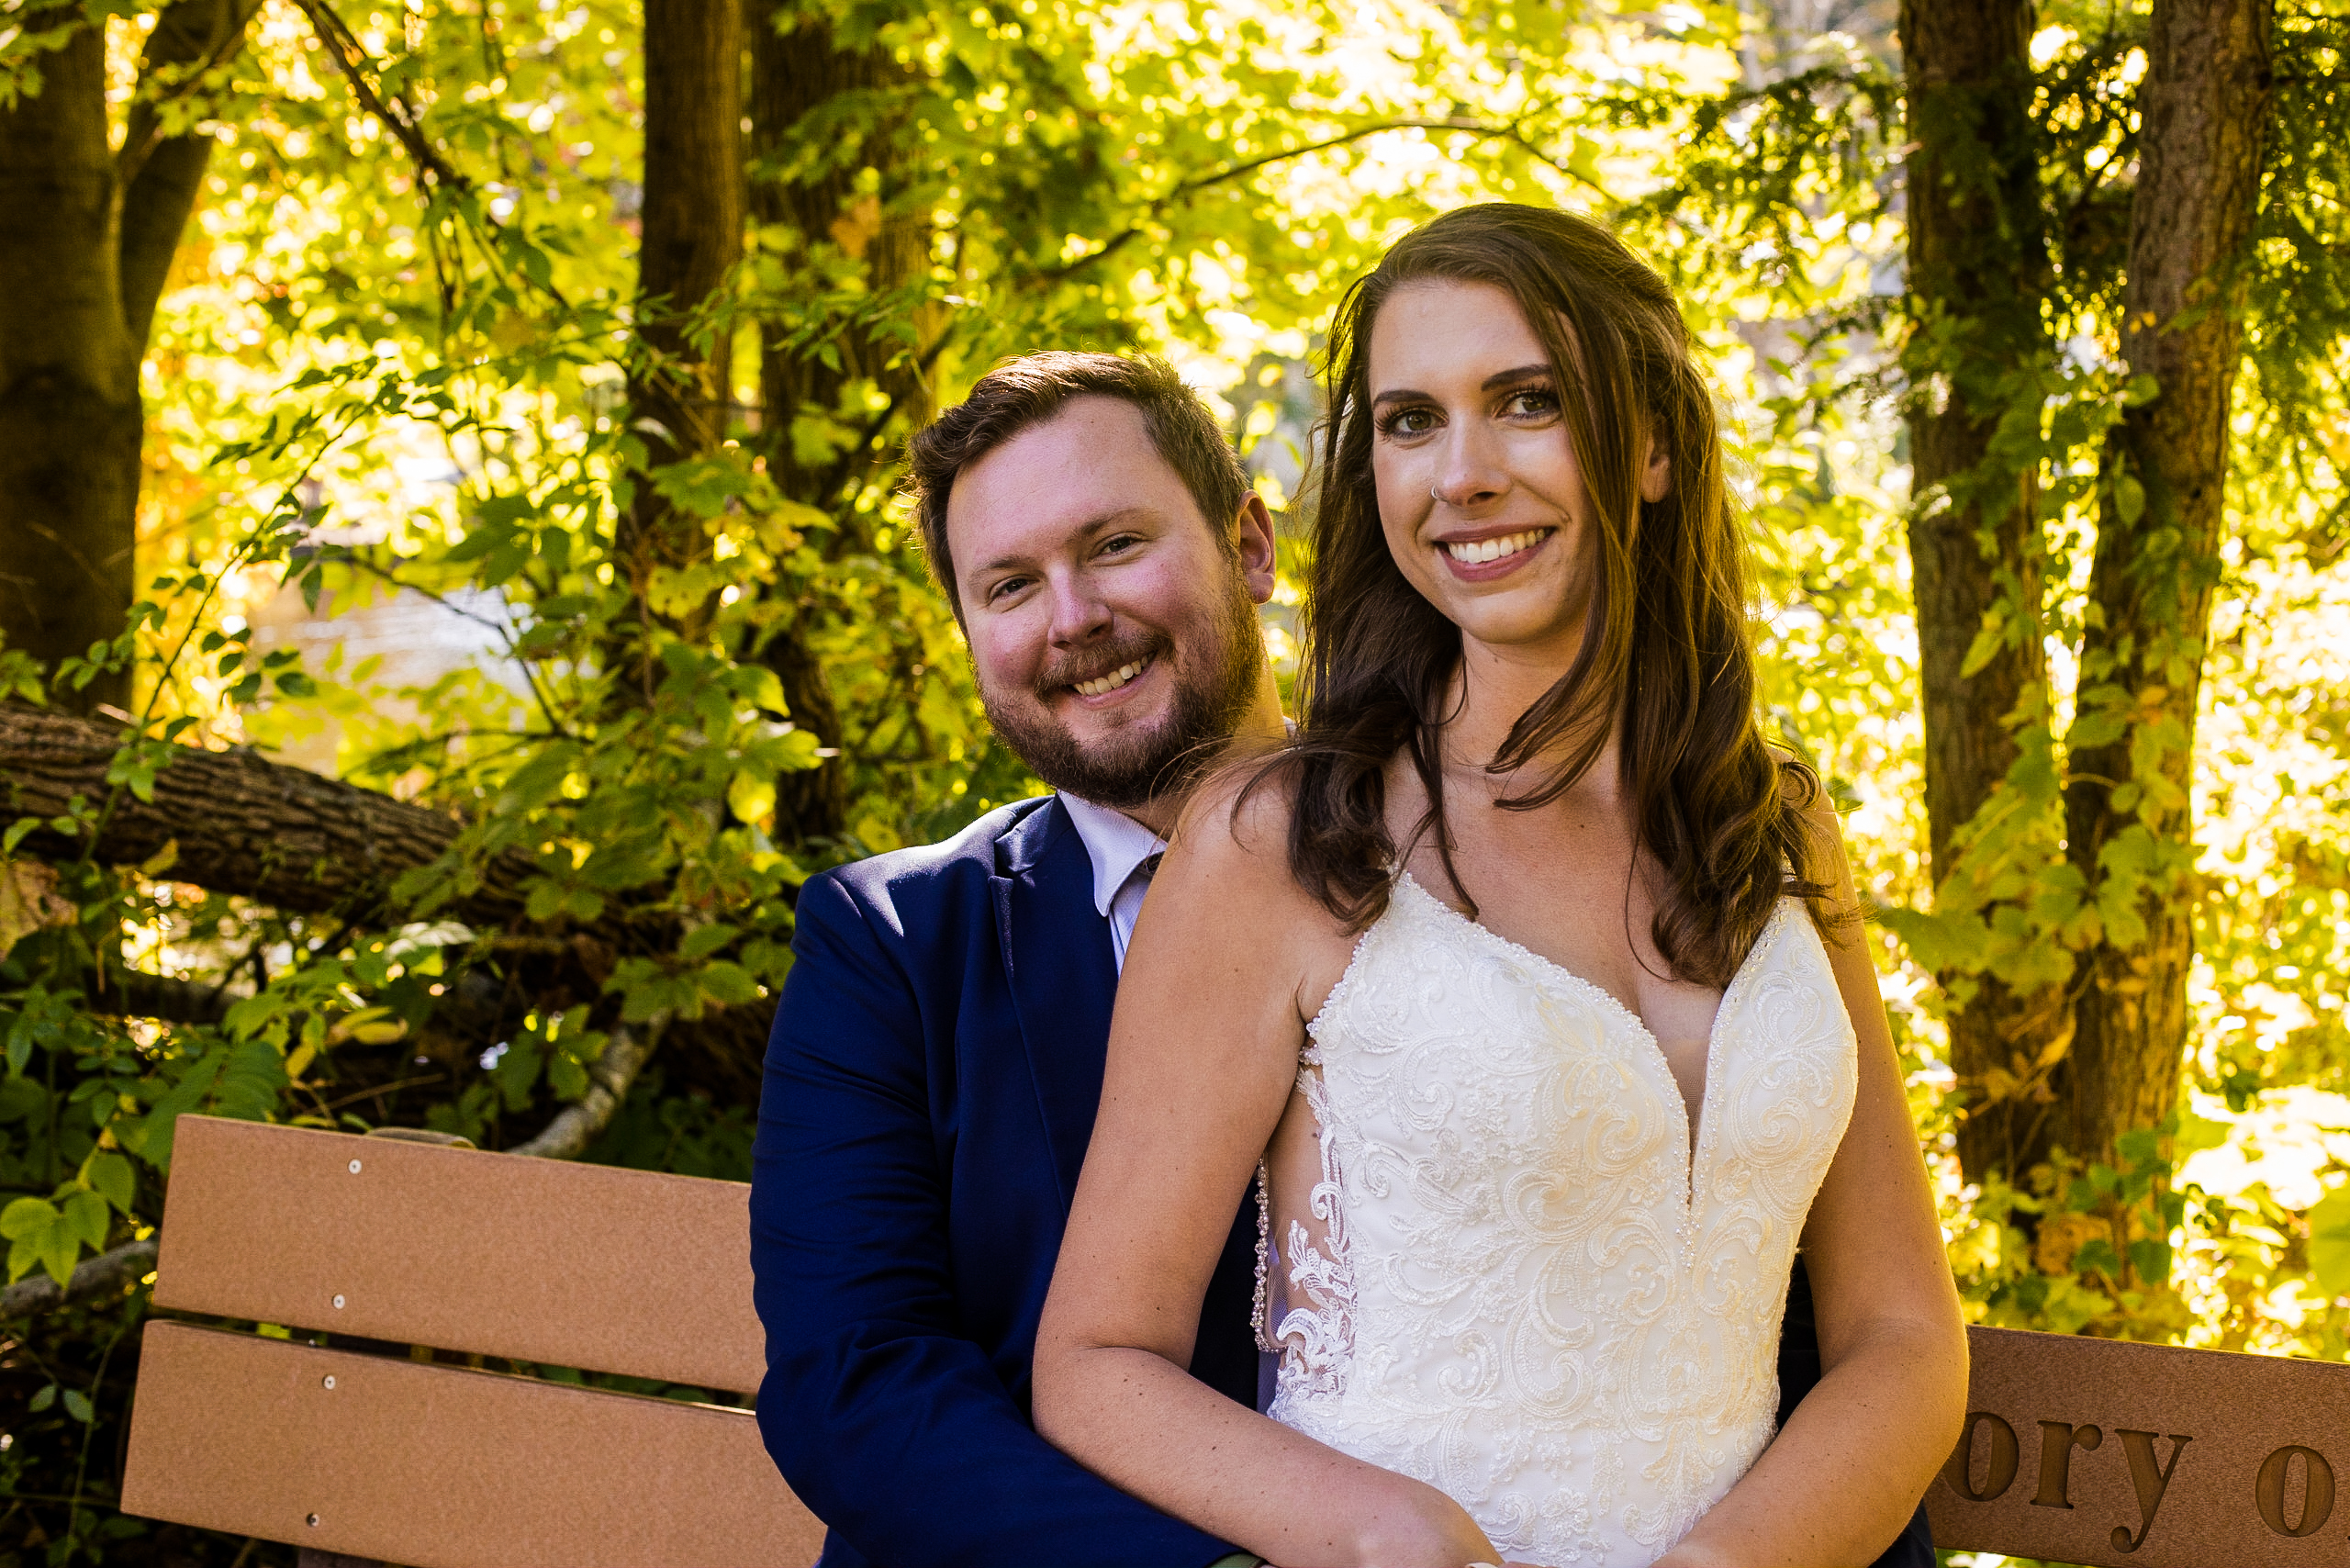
[1481,364,1553,390]
[1371,364,1553,408]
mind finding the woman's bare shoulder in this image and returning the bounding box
[1165,748,1308,890]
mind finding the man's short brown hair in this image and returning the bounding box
[906,352,1250,620]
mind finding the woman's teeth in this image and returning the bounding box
[1444,529,1551,566]
[1075,658,1149,698]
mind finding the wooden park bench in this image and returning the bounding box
[118,1113,2350,1568]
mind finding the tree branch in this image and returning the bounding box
[508,1016,665,1159]
[1044,117,1601,281]
[283,0,474,196]
[0,1238,158,1320]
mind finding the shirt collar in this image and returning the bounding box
[1057,793,1167,919]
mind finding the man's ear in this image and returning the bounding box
[1234,492,1279,605]
[1639,434,1672,504]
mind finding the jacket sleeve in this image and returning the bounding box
[751,871,1240,1568]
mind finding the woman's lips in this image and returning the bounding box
[1437,527,1554,580]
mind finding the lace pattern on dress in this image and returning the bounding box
[1252,1052,1356,1393]
[1256,872,1859,1568]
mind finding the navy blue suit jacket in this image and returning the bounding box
[753,797,1260,1568]
[752,794,1931,1568]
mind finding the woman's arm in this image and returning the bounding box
[1657,807,1969,1568]
[1032,783,1502,1568]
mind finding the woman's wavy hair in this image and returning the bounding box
[1278,202,1834,988]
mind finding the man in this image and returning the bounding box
[752,353,1281,1568]
[750,352,1933,1567]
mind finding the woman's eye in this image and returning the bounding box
[1380,407,1438,438]
[1503,387,1560,419]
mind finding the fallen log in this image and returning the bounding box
[0,704,533,925]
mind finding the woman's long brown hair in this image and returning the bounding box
[1271,202,1834,989]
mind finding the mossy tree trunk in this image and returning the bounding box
[742,0,931,845]
[2058,0,2273,1172]
[1902,0,2277,1195]
[1897,0,2059,1181]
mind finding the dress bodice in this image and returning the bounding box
[1256,873,1858,1566]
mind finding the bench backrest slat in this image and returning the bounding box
[121,1321,820,1568]
[1932,1324,2350,1567]
[153,1115,764,1394]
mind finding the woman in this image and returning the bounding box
[1030,204,1965,1567]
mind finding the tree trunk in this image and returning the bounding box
[2060,0,2273,1171]
[743,1,930,844]
[0,19,140,716]
[1897,0,2060,1180]
[615,0,743,653]
[0,0,258,715]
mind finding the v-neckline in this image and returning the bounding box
[1390,870,1783,1210]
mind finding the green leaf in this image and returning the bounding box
[2112,469,2145,526]
[2309,1188,2350,1300]
[697,961,759,1007]
[679,923,738,961]
[0,1196,58,1240]
[63,1188,110,1250]
[727,769,777,825]
[28,1383,54,1413]
[83,1150,136,1215]
[61,1388,93,1423]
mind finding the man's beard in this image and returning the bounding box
[979,572,1265,812]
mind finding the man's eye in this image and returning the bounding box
[987,576,1032,602]
[1098,534,1140,556]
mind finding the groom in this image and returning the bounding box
[750,352,1933,1568]
[751,353,1282,1568]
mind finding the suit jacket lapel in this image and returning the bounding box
[991,797,1121,1213]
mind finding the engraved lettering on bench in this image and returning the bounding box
[1942,1411,2020,1503]
[2109,1430,2191,1553]
[2031,1420,2102,1509]
[2256,1444,2335,1538]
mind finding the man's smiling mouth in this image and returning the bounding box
[1443,528,1553,566]
[1073,655,1152,698]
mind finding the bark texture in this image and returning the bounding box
[0,21,140,715]
[2059,0,2273,1170]
[615,0,743,656]
[0,0,256,714]
[0,705,532,924]
[0,1238,157,1319]
[744,2,930,843]
[1897,0,2060,1179]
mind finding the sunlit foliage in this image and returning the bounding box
[3,0,2349,1562]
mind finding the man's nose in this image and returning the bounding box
[1046,572,1113,647]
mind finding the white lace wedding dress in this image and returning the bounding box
[1255,872,1858,1567]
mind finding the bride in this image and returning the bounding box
[1029,203,1966,1568]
